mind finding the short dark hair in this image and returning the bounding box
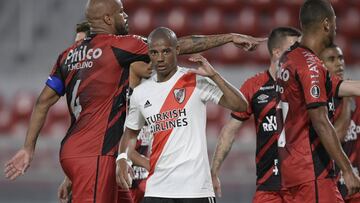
[76,21,90,36]
[300,0,334,29]
[267,27,302,56]
[148,27,178,47]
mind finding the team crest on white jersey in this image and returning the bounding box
[174,88,186,104]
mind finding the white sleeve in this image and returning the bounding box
[125,92,145,130]
[197,76,223,104]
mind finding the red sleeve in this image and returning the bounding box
[46,53,66,96]
[111,35,150,66]
[231,79,253,121]
[296,59,328,109]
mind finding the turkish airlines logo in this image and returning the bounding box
[174,88,186,104]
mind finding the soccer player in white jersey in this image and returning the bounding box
[116,27,248,203]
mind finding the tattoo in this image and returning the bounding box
[178,34,232,55]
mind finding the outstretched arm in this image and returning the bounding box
[211,118,243,197]
[4,86,60,180]
[338,80,360,97]
[178,34,266,55]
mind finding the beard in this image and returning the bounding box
[116,22,129,35]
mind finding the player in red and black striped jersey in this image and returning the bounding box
[276,1,360,202]
[4,1,266,202]
[211,27,301,203]
[321,45,360,203]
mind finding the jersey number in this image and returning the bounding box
[71,80,82,120]
[277,101,289,147]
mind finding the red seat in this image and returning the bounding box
[9,91,36,136]
[199,8,224,34]
[0,94,11,134]
[166,8,189,36]
[232,7,259,35]
[130,7,155,36]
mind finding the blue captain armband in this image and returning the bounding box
[46,76,65,96]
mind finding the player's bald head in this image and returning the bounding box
[300,0,335,30]
[85,0,121,22]
[148,27,178,48]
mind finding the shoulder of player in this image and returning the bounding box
[241,71,269,89]
[132,78,154,97]
[111,34,147,45]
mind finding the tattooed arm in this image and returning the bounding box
[211,118,243,197]
[178,33,266,55]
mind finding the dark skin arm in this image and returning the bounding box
[334,98,351,141]
[4,86,60,180]
[116,127,140,189]
[308,106,360,195]
[177,33,266,55]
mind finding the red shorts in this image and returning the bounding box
[253,189,292,203]
[283,179,344,203]
[130,180,146,203]
[61,155,133,203]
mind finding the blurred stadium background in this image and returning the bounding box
[0,0,360,202]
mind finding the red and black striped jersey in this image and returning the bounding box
[338,97,360,198]
[276,42,342,188]
[231,71,281,191]
[46,34,149,159]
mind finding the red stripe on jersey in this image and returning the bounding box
[256,132,279,164]
[115,79,128,97]
[318,161,334,179]
[256,166,275,185]
[255,99,277,134]
[107,105,126,128]
[65,70,77,86]
[311,138,321,151]
[148,73,196,177]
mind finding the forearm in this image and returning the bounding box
[210,73,248,112]
[178,34,233,55]
[211,119,241,175]
[129,150,150,170]
[338,80,360,97]
[334,98,351,141]
[24,100,53,150]
[313,118,352,173]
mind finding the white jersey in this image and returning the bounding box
[125,67,223,198]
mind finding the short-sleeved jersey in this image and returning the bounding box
[338,97,360,198]
[276,42,342,187]
[125,67,223,198]
[46,34,150,159]
[231,71,281,191]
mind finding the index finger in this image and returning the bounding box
[255,37,268,42]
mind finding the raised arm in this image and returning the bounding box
[4,86,60,180]
[189,55,248,112]
[338,80,360,97]
[211,118,243,197]
[308,106,360,195]
[178,33,266,55]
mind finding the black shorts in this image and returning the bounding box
[144,197,216,203]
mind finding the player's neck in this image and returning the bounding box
[268,62,277,80]
[157,66,178,83]
[300,34,326,56]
